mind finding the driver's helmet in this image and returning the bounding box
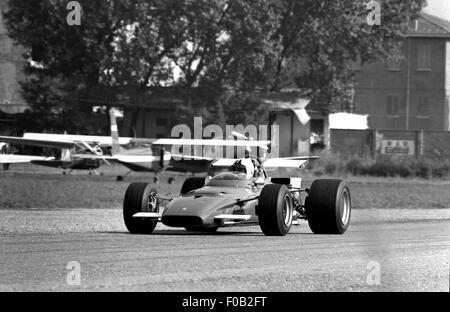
[231,158,254,179]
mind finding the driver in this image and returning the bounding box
[230,159,255,179]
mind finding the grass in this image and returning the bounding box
[0,163,449,209]
[0,165,179,209]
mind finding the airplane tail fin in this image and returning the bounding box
[109,109,121,156]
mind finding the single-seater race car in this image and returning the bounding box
[122,157,351,236]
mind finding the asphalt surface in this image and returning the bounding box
[1,209,449,292]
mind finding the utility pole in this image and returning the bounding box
[406,37,411,130]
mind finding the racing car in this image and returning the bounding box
[122,157,351,236]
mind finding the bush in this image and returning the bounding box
[307,150,346,176]
[345,156,373,176]
[345,158,363,175]
[432,164,449,179]
[366,159,395,177]
[409,159,431,179]
[304,152,450,180]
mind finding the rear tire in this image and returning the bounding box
[180,177,205,195]
[123,182,158,234]
[305,179,351,234]
[258,184,293,236]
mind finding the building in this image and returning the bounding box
[353,13,450,131]
[266,92,329,157]
[268,94,369,157]
[0,0,28,114]
[80,86,207,138]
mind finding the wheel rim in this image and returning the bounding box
[340,190,350,225]
[282,195,293,227]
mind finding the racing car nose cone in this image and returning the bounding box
[162,195,238,227]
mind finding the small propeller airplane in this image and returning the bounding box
[0,133,109,174]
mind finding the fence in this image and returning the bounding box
[330,129,450,159]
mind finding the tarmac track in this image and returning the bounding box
[1,209,449,292]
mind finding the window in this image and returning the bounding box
[417,44,431,71]
[386,95,400,117]
[417,96,430,117]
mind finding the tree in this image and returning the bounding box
[4,0,426,132]
[172,0,425,121]
[264,0,426,111]
[4,0,130,132]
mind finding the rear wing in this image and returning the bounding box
[210,157,314,170]
[210,159,240,167]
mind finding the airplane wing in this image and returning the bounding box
[279,156,320,160]
[170,154,215,161]
[0,154,54,164]
[23,133,133,146]
[1,135,108,156]
[0,135,75,149]
[152,139,270,150]
[72,153,170,164]
[128,138,158,145]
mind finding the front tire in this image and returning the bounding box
[123,182,158,234]
[305,179,351,234]
[258,184,293,236]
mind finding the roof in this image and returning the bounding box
[259,90,328,114]
[406,12,450,38]
[79,86,213,109]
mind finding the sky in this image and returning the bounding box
[423,0,450,20]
